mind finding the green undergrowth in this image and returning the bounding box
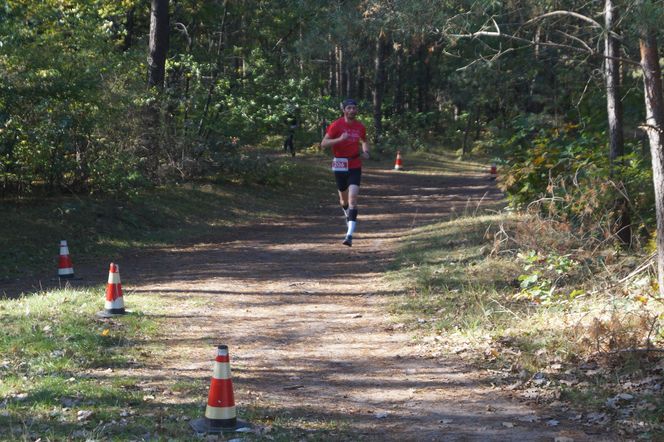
[0,154,331,284]
[388,211,664,438]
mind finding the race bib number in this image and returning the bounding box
[331,157,349,172]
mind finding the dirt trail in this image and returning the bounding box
[9,158,612,441]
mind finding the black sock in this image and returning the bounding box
[348,208,358,222]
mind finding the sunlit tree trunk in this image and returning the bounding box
[604,0,630,244]
[639,31,664,295]
[328,40,336,96]
[373,30,388,146]
[605,0,624,167]
[336,45,343,98]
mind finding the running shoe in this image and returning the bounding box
[342,235,353,247]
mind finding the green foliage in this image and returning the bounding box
[0,1,148,195]
[515,250,584,304]
[216,152,300,187]
[497,115,654,241]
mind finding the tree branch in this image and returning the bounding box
[524,10,602,29]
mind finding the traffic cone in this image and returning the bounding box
[489,163,497,180]
[58,240,74,279]
[190,345,250,434]
[96,263,126,318]
[394,151,403,170]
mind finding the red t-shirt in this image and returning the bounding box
[326,117,366,169]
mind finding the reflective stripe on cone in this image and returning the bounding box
[104,263,125,314]
[190,345,251,434]
[204,346,236,425]
[394,151,403,170]
[58,240,74,278]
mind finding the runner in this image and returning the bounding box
[320,99,370,247]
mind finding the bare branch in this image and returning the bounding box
[174,22,191,48]
[450,30,593,54]
[524,10,602,29]
[448,30,641,67]
[555,29,593,52]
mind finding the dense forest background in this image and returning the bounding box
[1,0,664,260]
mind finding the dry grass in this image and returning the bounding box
[389,208,664,436]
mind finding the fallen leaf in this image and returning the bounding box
[77,410,93,421]
[518,415,539,423]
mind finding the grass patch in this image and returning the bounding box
[0,287,164,440]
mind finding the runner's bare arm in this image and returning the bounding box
[361,140,370,159]
[321,132,349,149]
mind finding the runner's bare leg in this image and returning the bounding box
[345,184,359,238]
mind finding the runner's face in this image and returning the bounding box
[343,105,358,120]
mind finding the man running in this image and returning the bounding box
[321,99,370,247]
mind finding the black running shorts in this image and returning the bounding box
[334,168,362,191]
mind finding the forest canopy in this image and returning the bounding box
[1,1,663,261]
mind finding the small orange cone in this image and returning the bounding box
[97,263,127,317]
[394,151,403,170]
[489,163,497,180]
[58,240,74,279]
[190,345,250,434]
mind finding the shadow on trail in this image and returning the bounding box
[2,161,501,298]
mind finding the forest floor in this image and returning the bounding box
[1,154,619,441]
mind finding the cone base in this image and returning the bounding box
[190,417,250,434]
[96,309,130,318]
[58,273,75,279]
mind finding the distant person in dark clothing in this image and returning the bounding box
[283,113,298,157]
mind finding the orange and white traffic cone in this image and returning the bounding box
[58,240,74,279]
[394,151,403,170]
[97,263,127,318]
[489,163,497,180]
[190,345,250,434]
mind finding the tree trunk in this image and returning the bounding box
[336,45,343,99]
[605,0,624,166]
[373,30,388,146]
[121,7,135,52]
[639,32,664,296]
[394,47,403,114]
[604,0,630,244]
[461,109,473,157]
[416,42,431,113]
[147,0,169,89]
[328,41,336,96]
[357,65,364,101]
